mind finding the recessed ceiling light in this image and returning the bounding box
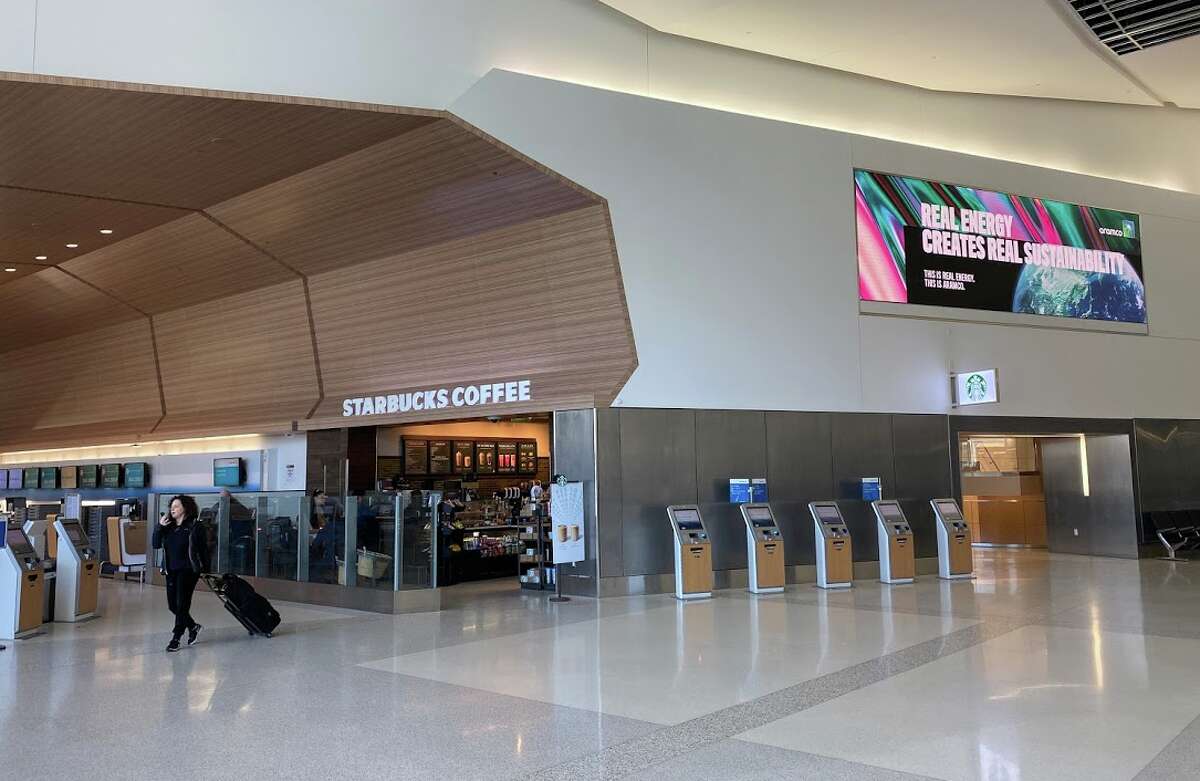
[34,255,47,261]
[99,229,113,235]
[65,243,79,248]
[3,268,16,273]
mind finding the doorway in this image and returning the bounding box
[957,431,1139,558]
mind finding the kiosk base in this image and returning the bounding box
[939,573,974,581]
[749,586,784,594]
[815,582,851,590]
[675,591,711,601]
[882,577,914,585]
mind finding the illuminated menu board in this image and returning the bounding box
[453,441,474,474]
[497,441,518,473]
[518,442,537,473]
[403,439,429,475]
[429,440,451,475]
[475,442,497,474]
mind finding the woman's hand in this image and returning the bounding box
[159,513,171,527]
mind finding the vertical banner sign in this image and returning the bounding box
[550,481,585,565]
[855,169,1146,324]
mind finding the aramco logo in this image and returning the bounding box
[964,373,988,403]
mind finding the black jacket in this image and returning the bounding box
[152,517,212,574]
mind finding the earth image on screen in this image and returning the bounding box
[1012,255,1146,323]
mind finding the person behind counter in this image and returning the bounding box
[152,494,211,653]
[529,480,544,502]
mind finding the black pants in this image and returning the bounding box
[165,569,200,637]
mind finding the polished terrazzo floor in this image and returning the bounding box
[3,550,1199,780]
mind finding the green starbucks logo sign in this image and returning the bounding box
[964,373,988,403]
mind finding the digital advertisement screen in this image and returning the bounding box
[855,169,1146,324]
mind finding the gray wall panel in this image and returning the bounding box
[695,410,767,571]
[892,414,952,559]
[553,409,599,596]
[765,412,834,565]
[1085,434,1139,558]
[831,413,896,561]
[619,408,697,576]
[595,407,624,578]
[1041,437,1088,555]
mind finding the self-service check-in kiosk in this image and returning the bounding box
[1,524,45,640]
[808,502,853,589]
[53,518,99,622]
[22,519,54,623]
[667,505,713,600]
[931,498,974,580]
[739,503,785,593]
[871,500,915,585]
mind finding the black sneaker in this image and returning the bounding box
[187,624,203,646]
[166,638,181,653]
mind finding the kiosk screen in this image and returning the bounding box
[6,529,34,556]
[879,503,905,521]
[673,509,704,530]
[816,506,842,523]
[935,500,962,520]
[747,507,775,527]
[63,523,87,546]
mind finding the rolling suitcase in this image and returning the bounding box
[202,573,281,637]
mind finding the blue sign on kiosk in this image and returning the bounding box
[862,477,881,502]
[730,478,768,503]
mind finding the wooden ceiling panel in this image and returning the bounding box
[0,186,189,269]
[0,267,144,347]
[0,262,48,286]
[154,280,320,431]
[0,77,436,209]
[306,205,635,422]
[62,212,296,314]
[0,319,161,449]
[208,120,597,276]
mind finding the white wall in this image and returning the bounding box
[3,0,1198,193]
[452,71,1200,420]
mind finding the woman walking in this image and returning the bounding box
[152,494,211,652]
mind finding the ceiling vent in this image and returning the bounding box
[1068,0,1200,55]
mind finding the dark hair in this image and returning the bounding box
[169,494,200,522]
[311,489,326,499]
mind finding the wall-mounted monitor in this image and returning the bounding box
[8,468,23,490]
[59,465,78,489]
[78,464,99,489]
[518,441,537,473]
[452,441,474,474]
[0,469,7,490]
[124,462,148,489]
[475,441,497,474]
[39,467,58,490]
[213,457,243,487]
[855,168,1146,326]
[22,467,39,489]
[101,463,122,489]
[429,441,451,475]
[403,439,429,475]
[497,441,518,473]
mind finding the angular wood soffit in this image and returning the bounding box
[0,73,636,449]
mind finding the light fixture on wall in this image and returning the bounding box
[1078,435,1090,498]
[3,268,14,273]
[99,229,113,235]
[34,255,47,260]
[65,243,79,248]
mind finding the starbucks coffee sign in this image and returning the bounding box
[342,379,531,417]
[952,369,997,407]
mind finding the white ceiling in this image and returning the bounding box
[601,0,1200,108]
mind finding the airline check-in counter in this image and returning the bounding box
[667,505,713,600]
[53,519,99,622]
[931,498,974,580]
[808,501,853,589]
[22,519,54,622]
[105,515,147,579]
[739,503,785,593]
[872,500,915,585]
[1,524,45,640]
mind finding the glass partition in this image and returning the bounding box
[153,489,435,595]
